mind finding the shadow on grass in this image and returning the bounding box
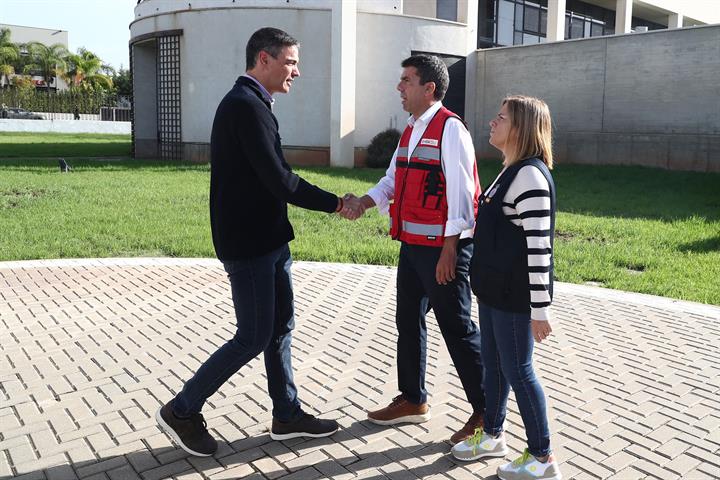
[0,159,385,177]
[0,143,131,158]
[1,158,717,223]
[677,235,720,253]
[0,157,208,172]
[7,421,491,480]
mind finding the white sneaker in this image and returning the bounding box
[451,428,509,461]
[497,449,562,480]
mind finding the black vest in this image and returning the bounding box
[470,158,556,313]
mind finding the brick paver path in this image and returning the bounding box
[1,259,718,480]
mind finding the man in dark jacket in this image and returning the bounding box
[156,27,355,457]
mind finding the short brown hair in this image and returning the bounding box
[246,27,299,70]
[401,55,449,101]
[502,95,554,169]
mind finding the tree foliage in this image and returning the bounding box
[23,42,69,91]
[112,67,132,97]
[0,28,20,88]
[0,33,129,112]
[62,47,113,91]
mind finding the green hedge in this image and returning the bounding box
[0,89,118,114]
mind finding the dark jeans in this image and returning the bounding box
[478,301,551,457]
[173,244,302,422]
[396,239,485,412]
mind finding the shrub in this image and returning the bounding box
[0,86,117,114]
[366,128,401,168]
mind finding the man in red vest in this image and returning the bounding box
[351,54,486,443]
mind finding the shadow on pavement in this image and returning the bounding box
[6,419,503,480]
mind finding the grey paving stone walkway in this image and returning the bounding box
[0,258,718,480]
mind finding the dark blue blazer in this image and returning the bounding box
[209,76,337,260]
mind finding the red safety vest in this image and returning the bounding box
[389,106,481,247]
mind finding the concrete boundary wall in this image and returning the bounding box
[0,119,131,135]
[471,24,720,172]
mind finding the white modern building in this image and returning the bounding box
[129,0,719,165]
[0,23,70,91]
[471,0,718,47]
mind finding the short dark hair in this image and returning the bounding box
[246,27,299,70]
[401,54,449,101]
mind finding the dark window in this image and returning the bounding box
[437,0,457,21]
[570,16,584,38]
[478,0,496,45]
[411,51,465,118]
[565,13,571,39]
[590,21,604,36]
[524,5,540,33]
[477,0,650,48]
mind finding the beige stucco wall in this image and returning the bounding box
[130,0,471,157]
[355,11,470,146]
[131,7,332,148]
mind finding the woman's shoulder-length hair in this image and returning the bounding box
[502,95,554,170]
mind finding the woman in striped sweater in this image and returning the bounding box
[451,95,561,480]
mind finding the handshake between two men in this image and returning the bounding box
[338,193,374,220]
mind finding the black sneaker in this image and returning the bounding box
[155,401,218,457]
[270,412,339,441]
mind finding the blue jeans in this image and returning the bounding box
[173,244,302,422]
[479,302,551,457]
[396,239,485,412]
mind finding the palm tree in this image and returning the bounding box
[0,28,20,89]
[23,41,68,93]
[63,48,113,91]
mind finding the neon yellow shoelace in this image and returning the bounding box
[467,427,484,454]
[512,448,532,467]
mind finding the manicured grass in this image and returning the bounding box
[551,165,719,305]
[0,158,718,305]
[0,132,131,157]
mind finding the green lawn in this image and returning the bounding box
[0,132,131,157]
[0,157,718,305]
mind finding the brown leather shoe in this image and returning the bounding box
[450,411,484,444]
[367,395,430,425]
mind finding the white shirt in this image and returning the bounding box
[366,101,477,239]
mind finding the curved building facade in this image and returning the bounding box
[129,0,477,164]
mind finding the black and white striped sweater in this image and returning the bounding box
[487,165,553,321]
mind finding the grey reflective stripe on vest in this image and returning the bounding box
[412,146,441,161]
[397,146,441,161]
[402,221,444,236]
[389,218,444,237]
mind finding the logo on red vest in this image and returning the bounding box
[419,138,439,147]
